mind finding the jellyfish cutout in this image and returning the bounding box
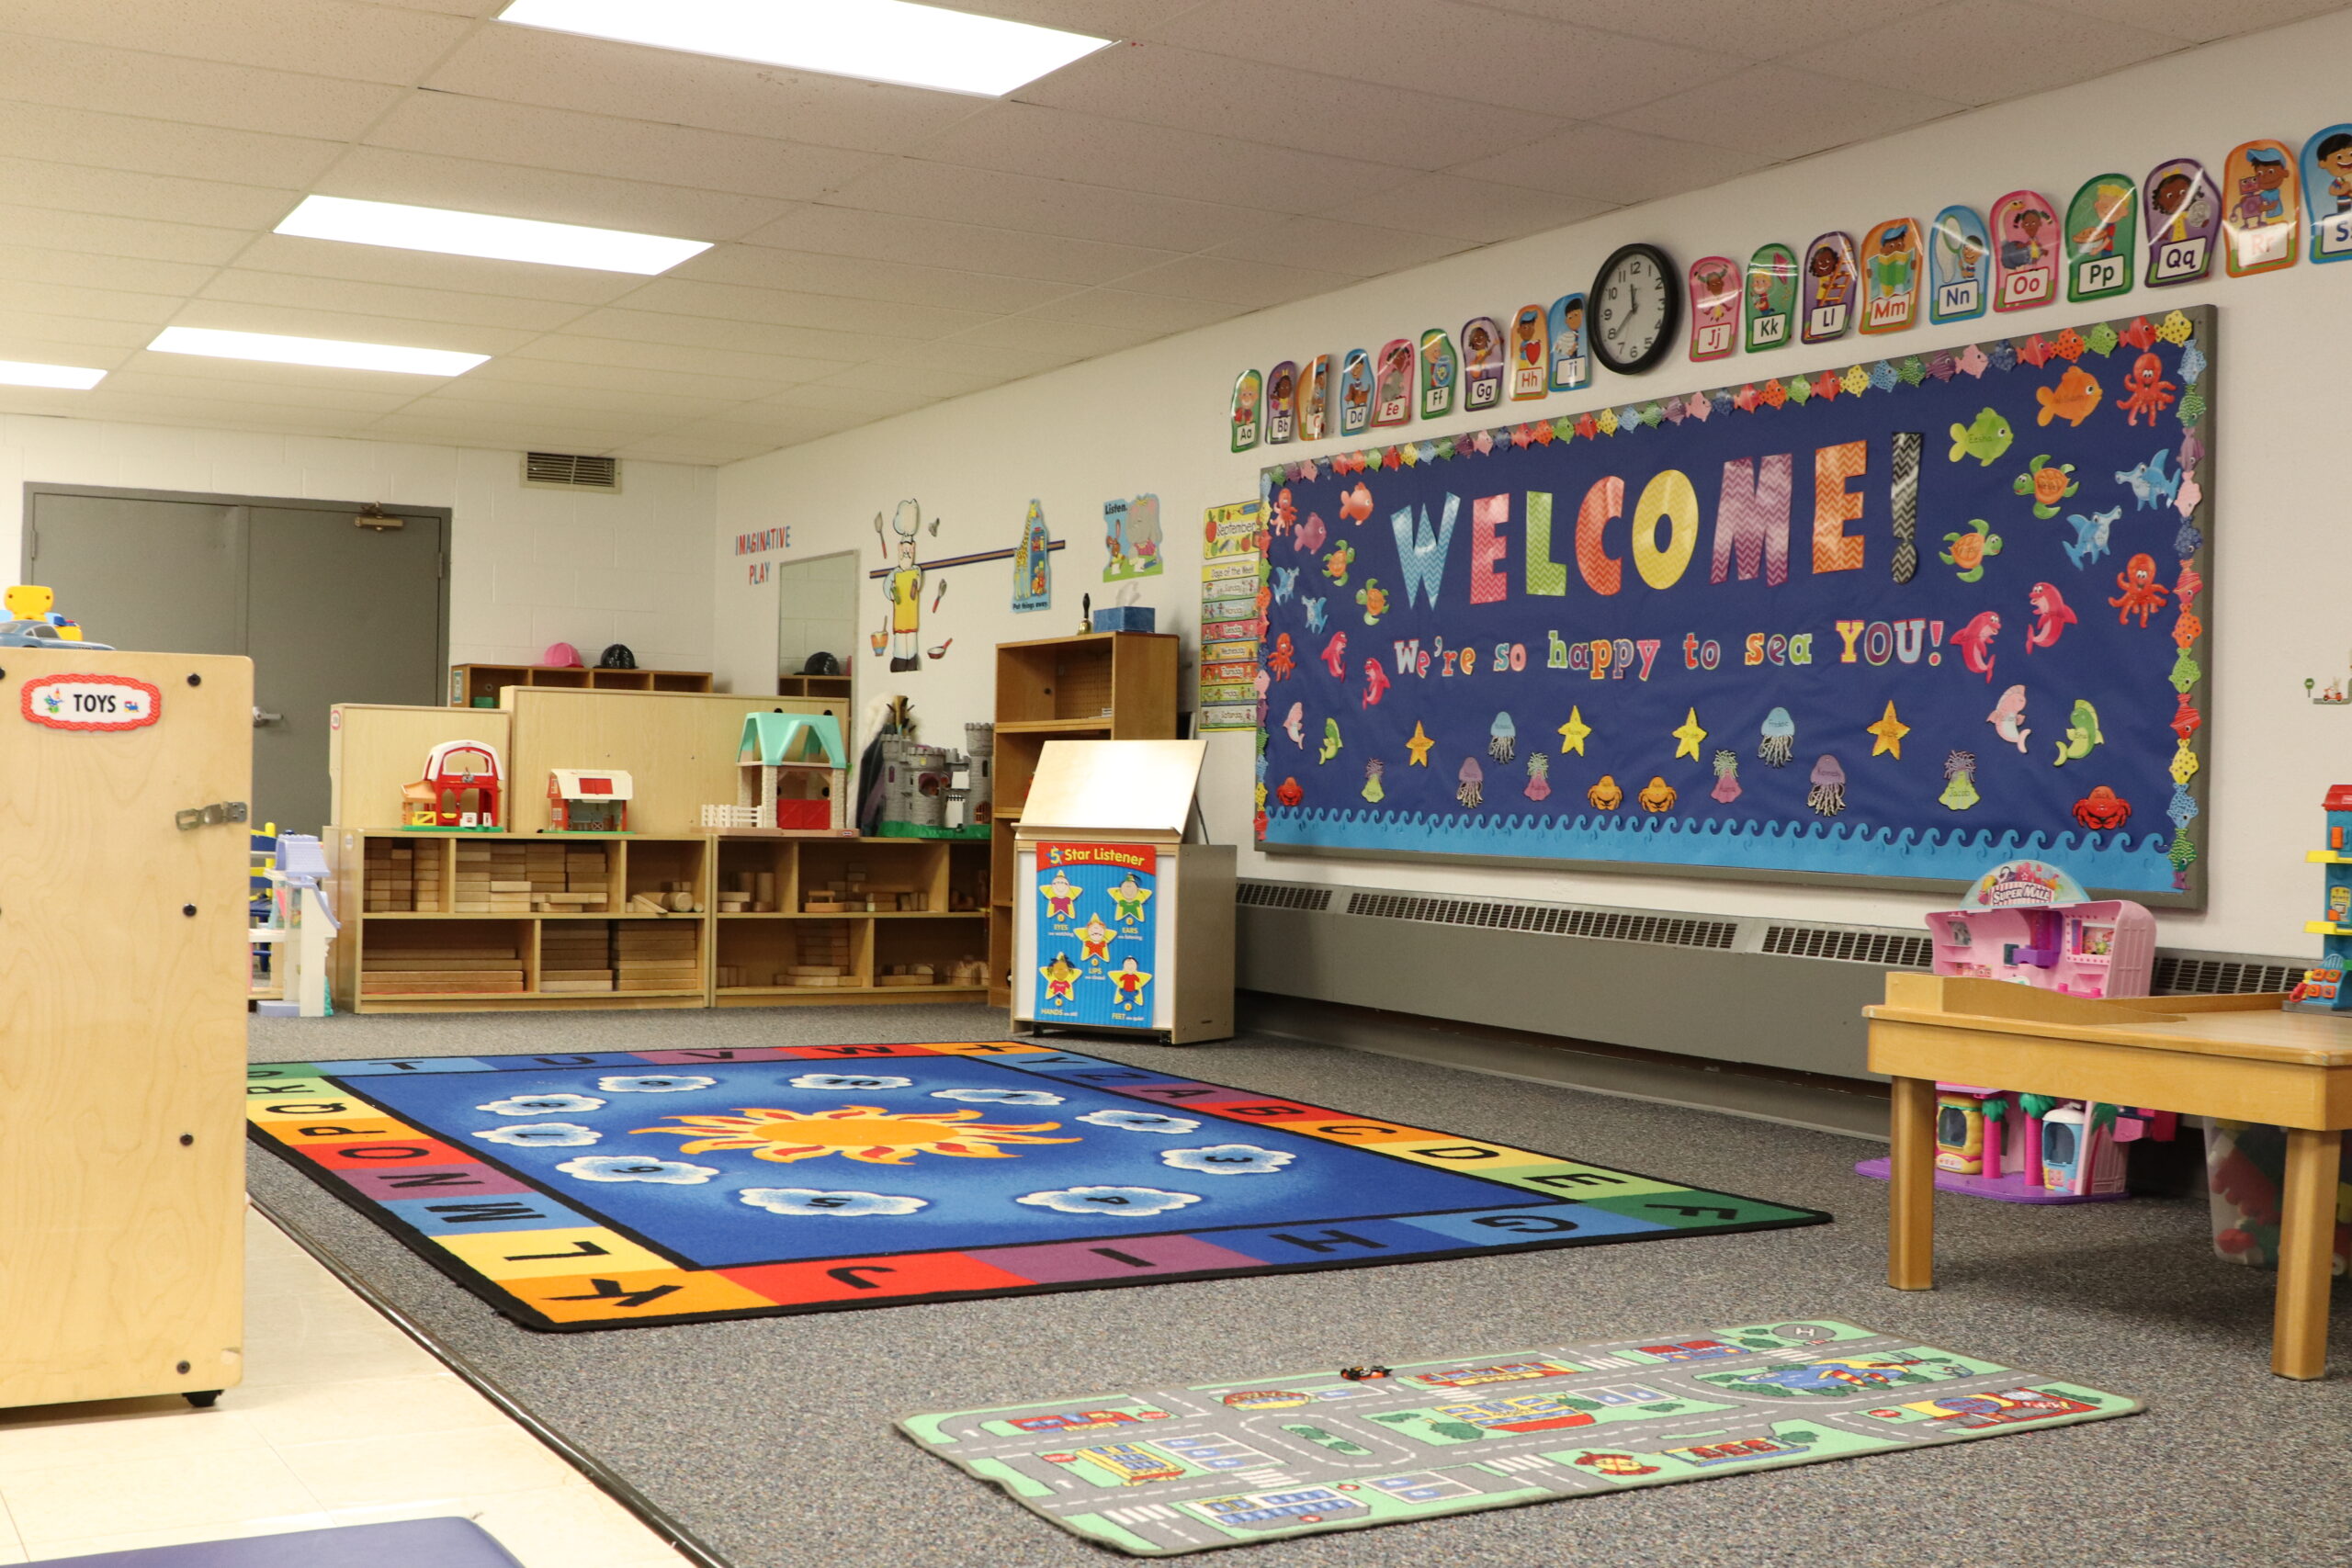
[1710,749,1742,803]
[1807,754,1848,817]
[1362,757,1385,804]
[1456,757,1485,808]
[1940,750,1980,811]
[1489,711,1517,762]
[1524,750,1552,801]
[1758,707,1797,767]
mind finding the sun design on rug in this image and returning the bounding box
[631,1105,1079,1166]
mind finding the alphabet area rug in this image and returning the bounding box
[900,1321,2139,1555]
[245,1040,1827,1331]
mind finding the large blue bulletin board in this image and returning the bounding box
[1255,307,2212,903]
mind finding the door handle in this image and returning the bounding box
[253,707,284,727]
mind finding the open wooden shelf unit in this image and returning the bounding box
[450,662,712,708]
[712,835,989,1008]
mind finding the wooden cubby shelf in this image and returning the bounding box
[450,662,712,708]
[711,835,989,1007]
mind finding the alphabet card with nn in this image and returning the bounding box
[1255,306,2213,903]
[246,1046,1825,1330]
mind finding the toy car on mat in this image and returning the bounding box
[0,620,112,649]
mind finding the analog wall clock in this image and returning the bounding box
[1589,242,1680,375]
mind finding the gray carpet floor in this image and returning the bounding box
[247,1008,2352,1568]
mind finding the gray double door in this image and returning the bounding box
[25,486,448,836]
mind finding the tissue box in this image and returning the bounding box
[1091,605,1157,633]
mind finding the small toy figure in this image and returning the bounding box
[1338,1366,1392,1382]
[0,584,107,648]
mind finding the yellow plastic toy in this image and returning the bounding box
[4,584,83,639]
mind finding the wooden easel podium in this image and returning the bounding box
[1012,739,1234,1044]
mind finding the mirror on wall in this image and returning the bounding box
[775,550,859,715]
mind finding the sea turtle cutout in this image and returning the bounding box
[1940,518,2004,581]
[2012,454,2078,519]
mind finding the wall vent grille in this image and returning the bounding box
[2152,956,2303,995]
[523,451,620,491]
[1345,892,1736,950]
[1237,881,1331,912]
[1760,925,1933,968]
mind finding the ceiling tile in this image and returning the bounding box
[0,101,339,189]
[1113,254,1361,307]
[926,1,1205,35]
[512,333,851,388]
[1605,62,1966,160]
[670,244,1080,314]
[364,412,668,448]
[116,347,475,396]
[164,299,537,356]
[2040,0,2344,40]
[943,317,1162,356]
[420,26,987,153]
[611,278,998,341]
[0,0,475,83]
[314,147,791,241]
[741,204,1183,286]
[1461,0,1949,57]
[1452,122,1775,205]
[1024,288,1247,333]
[1208,216,1476,276]
[0,328,136,365]
[919,340,1094,378]
[232,234,645,306]
[465,355,796,404]
[608,434,775,464]
[660,411,869,446]
[91,368,418,412]
[362,94,886,204]
[0,278,180,326]
[815,161,1266,252]
[1014,42,1570,168]
[0,312,159,351]
[0,244,215,297]
[371,395,681,434]
[815,361,1016,398]
[1318,174,1611,243]
[0,34,402,140]
[755,383,944,419]
[913,102,1407,209]
[1152,0,1742,116]
[553,308,872,365]
[0,204,248,266]
[79,391,390,433]
[0,156,293,231]
[196,269,594,334]
[411,379,745,422]
[1807,0,2187,105]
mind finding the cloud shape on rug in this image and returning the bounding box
[472,1122,599,1147]
[594,1075,716,1093]
[1016,1186,1204,1217]
[477,1093,605,1116]
[555,1156,718,1185]
[1159,1145,1295,1176]
[788,1073,913,1090]
[1076,1110,1202,1134]
[930,1087,1067,1106]
[739,1188,930,1217]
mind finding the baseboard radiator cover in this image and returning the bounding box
[1234,878,2302,1080]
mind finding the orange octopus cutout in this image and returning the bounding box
[2109,553,2168,626]
[634,1105,1078,1166]
[2116,352,2177,425]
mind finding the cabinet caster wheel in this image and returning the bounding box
[184,1390,221,1408]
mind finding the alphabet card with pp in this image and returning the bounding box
[247,1044,1825,1330]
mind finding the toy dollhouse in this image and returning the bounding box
[1856,857,2174,1202]
[2289,784,2352,1010]
[546,769,632,833]
[701,712,851,834]
[406,739,503,830]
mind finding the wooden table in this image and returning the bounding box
[1865,975,2352,1380]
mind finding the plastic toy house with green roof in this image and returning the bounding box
[702,712,852,835]
[2291,784,2352,1011]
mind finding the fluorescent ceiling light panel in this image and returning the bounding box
[276,195,709,276]
[0,360,106,389]
[497,0,1111,96]
[149,327,487,378]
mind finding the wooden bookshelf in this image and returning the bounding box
[450,662,712,708]
[777,672,854,701]
[987,631,1181,1008]
[712,836,989,1007]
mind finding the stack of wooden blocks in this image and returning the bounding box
[627,881,704,916]
[784,919,854,987]
[616,921,699,992]
[526,843,610,913]
[540,924,616,993]
[361,939,525,996]
[875,964,941,987]
[714,870,778,913]
[364,840,442,912]
[803,863,928,914]
[455,841,532,913]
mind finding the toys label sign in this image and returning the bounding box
[19,674,161,732]
[1034,842,1158,1027]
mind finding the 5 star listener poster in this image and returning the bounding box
[1034,842,1159,1026]
[1254,307,2212,904]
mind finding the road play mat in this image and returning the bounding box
[246,1042,1826,1331]
[901,1320,2139,1555]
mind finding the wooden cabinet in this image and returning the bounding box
[712,836,989,1006]
[449,662,712,708]
[0,649,250,1407]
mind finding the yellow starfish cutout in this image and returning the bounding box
[1405,720,1434,767]
[1670,708,1707,761]
[1867,700,1910,759]
[1557,707,1591,755]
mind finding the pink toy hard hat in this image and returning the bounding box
[541,641,582,668]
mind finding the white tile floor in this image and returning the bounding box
[0,1209,693,1566]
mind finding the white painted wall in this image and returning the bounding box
[1,415,716,675]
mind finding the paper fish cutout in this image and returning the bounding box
[2064,174,2136,301]
[1282,702,1304,746]
[2222,138,2300,275]
[1745,243,1796,352]
[1987,685,2030,752]
[2062,507,2121,570]
[1509,304,1547,399]
[1858,217,1923,334]
[1800,231,1857,343]
[1991,189,2059,310]
[1928,206,1990,324]
[1546,293,1589,390]
[1338,481,1374,525]
[1460,316,1504,411]
[1688,255,1740,360]
[2035,367,2102,428]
